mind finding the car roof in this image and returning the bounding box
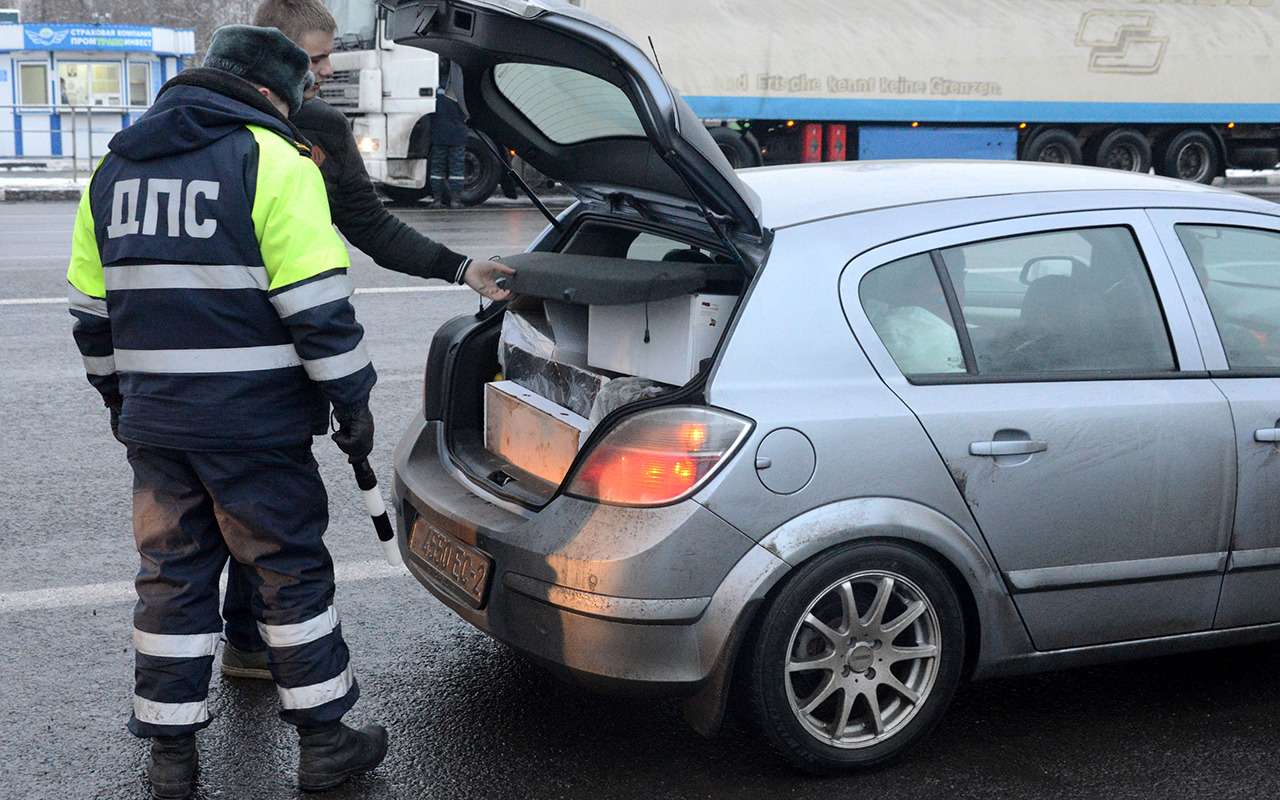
[736,159,1258,229]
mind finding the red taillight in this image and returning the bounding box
[566,407,752,507]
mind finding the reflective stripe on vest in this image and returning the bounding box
[277,664,355,710]
[269,274,354,318]
[302,341,370,383]
[68,284,108,318]
[256,606,339,649]
[114,345,302,374]
[83,354,117,376]
[103,263,269,292]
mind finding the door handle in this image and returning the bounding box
[1255,428,1280,443]
[970,440,1048,457]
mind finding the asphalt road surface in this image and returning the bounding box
[5,201,1280,800]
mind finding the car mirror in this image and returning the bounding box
[1020,256,1087,284]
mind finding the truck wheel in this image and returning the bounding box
[1023,128,1083,165]
[459,133,503,207]
[1159,129,1220,184]
[747,541,965,774]
[1090,128,1152,173]
[381,184,427,204]
[710,127,763,169]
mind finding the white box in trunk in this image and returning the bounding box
[484,381,590,485]
[587,294,737,387]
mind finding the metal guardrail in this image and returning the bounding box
[0,104,143,181]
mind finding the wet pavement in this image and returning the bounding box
[5,202,1280,799]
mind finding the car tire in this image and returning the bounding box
[458,133,503,207]
[1158,129,1221,184]
[710,126,762,169]
[747,541,965,774]
[1090,128,1152,173]
[1022,128,1083,165]
[381,184,427,204]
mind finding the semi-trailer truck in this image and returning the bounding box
[325,0,1280,203]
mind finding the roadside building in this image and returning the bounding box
[0,21,194,161]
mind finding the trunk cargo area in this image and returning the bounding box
[441,247,743,504]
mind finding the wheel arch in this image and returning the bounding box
[682,497,1031,736]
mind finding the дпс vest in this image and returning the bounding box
[67,72,376,451]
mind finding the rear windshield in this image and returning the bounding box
[493,63,646,145]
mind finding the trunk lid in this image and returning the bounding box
[385,0,764,240]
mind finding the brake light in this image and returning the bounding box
[566,407,752,507]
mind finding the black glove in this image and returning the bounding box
[105,396,124,445]
[332,404,375,464]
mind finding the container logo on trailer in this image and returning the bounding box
[1075,11,1168,74]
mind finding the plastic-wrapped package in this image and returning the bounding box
[500,307,611,418]
[588,376,669,424]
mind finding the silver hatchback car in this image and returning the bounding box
[388,0,1280,774]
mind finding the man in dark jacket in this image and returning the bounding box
[429,60,470,208]
[212,0,517,683]
[68,25,388,798]
[254,0,516,291]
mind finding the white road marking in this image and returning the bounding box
[0,297,63,305]
[0,559,410,614]
[0,284,470,307]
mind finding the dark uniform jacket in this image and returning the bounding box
[67,69,376,451]
[294,97,468,282]
[430,94,469,147]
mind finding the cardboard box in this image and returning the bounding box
[587,294,737,386]
[484,381,590,485]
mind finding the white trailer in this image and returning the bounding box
[580,0,1280,182]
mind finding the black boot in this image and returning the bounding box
[297,721,389,792]
[149,734,197,800]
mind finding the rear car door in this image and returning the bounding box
[1148,209,1280,628]
[840,211,1236,651]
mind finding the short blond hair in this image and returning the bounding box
[253,0,337,44]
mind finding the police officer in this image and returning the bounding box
[213,0,515,682]
[68,26,387,799]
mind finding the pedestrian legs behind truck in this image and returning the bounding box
[429,143,466,208]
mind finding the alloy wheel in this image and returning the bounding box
[784,571,941,749]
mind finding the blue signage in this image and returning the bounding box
[22,23,153,52]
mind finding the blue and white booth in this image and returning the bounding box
[0,23,195,160]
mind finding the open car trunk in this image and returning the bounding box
[438,231,746,507]
[388,0,767,506]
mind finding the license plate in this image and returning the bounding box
[410,518,492,608]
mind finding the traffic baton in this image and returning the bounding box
[352,459,404,568]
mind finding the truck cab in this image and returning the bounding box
[319,0,510,204]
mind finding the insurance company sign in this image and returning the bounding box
[22,23,152,51]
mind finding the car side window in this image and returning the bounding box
[859,226,1176,380]
[940,226,1174,376]
[1176,225,1280,370]
[859,253,966,376]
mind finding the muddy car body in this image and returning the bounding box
[387,0,1280,772]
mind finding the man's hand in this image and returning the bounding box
[463,259,515,301]
[332,404,375,464]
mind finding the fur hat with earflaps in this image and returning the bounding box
[204,25,311,116]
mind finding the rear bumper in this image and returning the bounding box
[391,417,785,694]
